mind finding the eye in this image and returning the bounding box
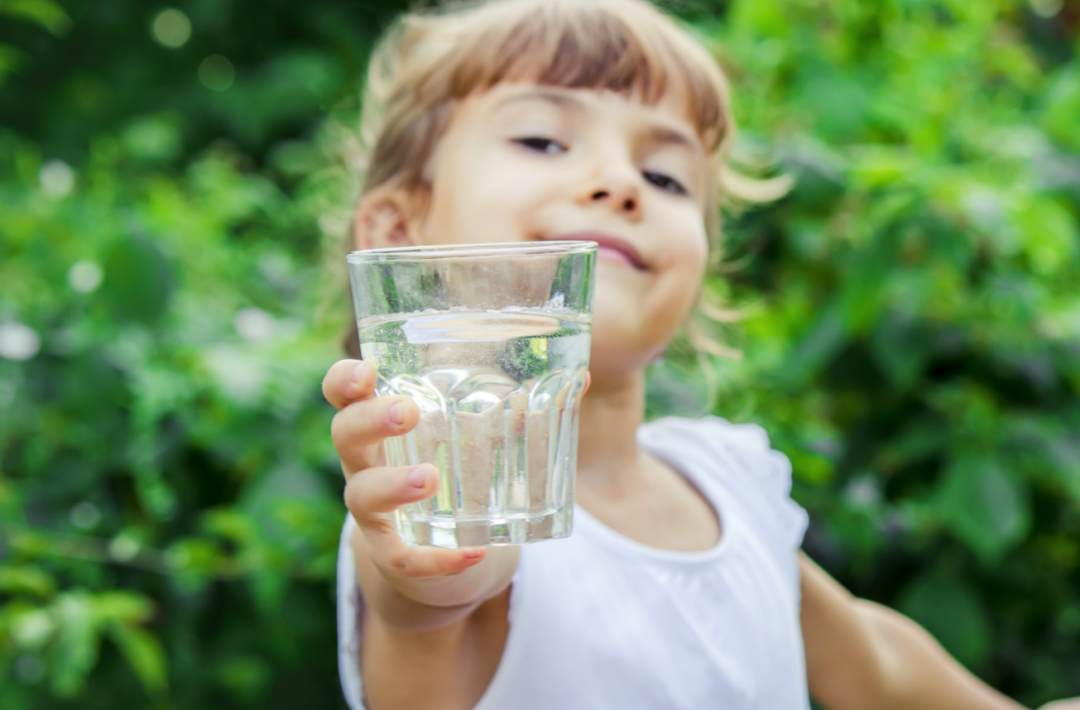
[644,171,688,196]
[512,137,566,155]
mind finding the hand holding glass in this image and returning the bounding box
[347,242,597,548]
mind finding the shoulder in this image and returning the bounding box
[640,414,791,490]
[641,415,808,550]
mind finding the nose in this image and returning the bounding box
[577,168,643,222]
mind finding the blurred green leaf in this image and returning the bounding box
[1042,67,1080,152]
[108,623,167,695]
[1007,193,1078,276]
[899,572,991,669]
[0,565,56,598]
[49,592,100,697]
[936,452,1030,562]
[868,311,932,390]
[0,42,26,84]
[216,655,271,703]
[0,0,72,35]
[99,234,177,325]
[91,592,152,625]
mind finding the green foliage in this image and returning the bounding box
[686,0,1080,703]
[0,0,1077,708]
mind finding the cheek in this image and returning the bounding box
[423,145,550,246]
[657,220,709,310]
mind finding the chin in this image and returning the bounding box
[588,312,660,376]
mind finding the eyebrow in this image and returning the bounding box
[647,125,705,157]
[495,89,704,156]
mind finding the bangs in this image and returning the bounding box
[430,0,729,152]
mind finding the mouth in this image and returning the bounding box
[545,232,648,271]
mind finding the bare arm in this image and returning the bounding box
[799,553,1027,710]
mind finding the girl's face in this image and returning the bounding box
[407,83,710,387]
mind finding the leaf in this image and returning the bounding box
[108,624,167,694]
[0,0,72,35]
[880,417,950,469]
[1007,194,1078,276]
[0,565,56,597]
[1042,67,1080,152]
[215,655,271,703]
[936,452,1030,562]
[781,139,848,213]
[99,234,177,325]
[868,310,932,390]
[91,592,153,625]
[782,298,846,387]
[49,592,101,697]
[898,572,991,669]
[0,42,26,84]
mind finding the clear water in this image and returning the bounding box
[359,307,591,548]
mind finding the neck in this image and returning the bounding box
[576,371,646,497]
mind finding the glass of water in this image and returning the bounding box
[347,241,597,548]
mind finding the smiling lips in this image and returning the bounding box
[547,232,648,271]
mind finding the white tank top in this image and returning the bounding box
[337,415,811,710]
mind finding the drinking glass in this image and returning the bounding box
[347,241,597,548]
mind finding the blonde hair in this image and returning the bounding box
[340,0,787,364]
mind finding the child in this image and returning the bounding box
[321,1,1079,708]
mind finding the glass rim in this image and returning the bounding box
[346,240,597,264]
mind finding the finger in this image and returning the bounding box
[344,463,438,522]
[370,537,487,579]
[331,396,421,471]
[346,465,488,577]
[322,359,377,411]
[584,370,591,396]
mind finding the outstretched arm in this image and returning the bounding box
[799,552,1026,710]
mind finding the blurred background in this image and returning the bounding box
[1,0,1078,708]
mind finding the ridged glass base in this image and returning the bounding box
[397,506,573,548]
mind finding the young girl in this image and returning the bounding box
[321,1,1079,708]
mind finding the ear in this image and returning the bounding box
[352,186,419,251]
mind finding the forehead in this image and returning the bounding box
[460,83,705,149]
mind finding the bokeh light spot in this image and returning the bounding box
[68,260,103,293]
[70,501,102,530]
[1030,0,1063,17]
[198,54,235,92]
[39,159,74,198]
[152,8,191,48]
[0,321,41,361]
[234,307,276,341]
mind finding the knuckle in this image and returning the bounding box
[330,410,351,451]
[386,551,414,577]
[342,477,365,513]
[331,404,379,454]
[367,516,397,536]
[322,360,351,402]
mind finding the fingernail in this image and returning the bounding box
[407,466,426,488]
[462,549,483,560]
[388,402,404,426]
[351,362,366,383]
